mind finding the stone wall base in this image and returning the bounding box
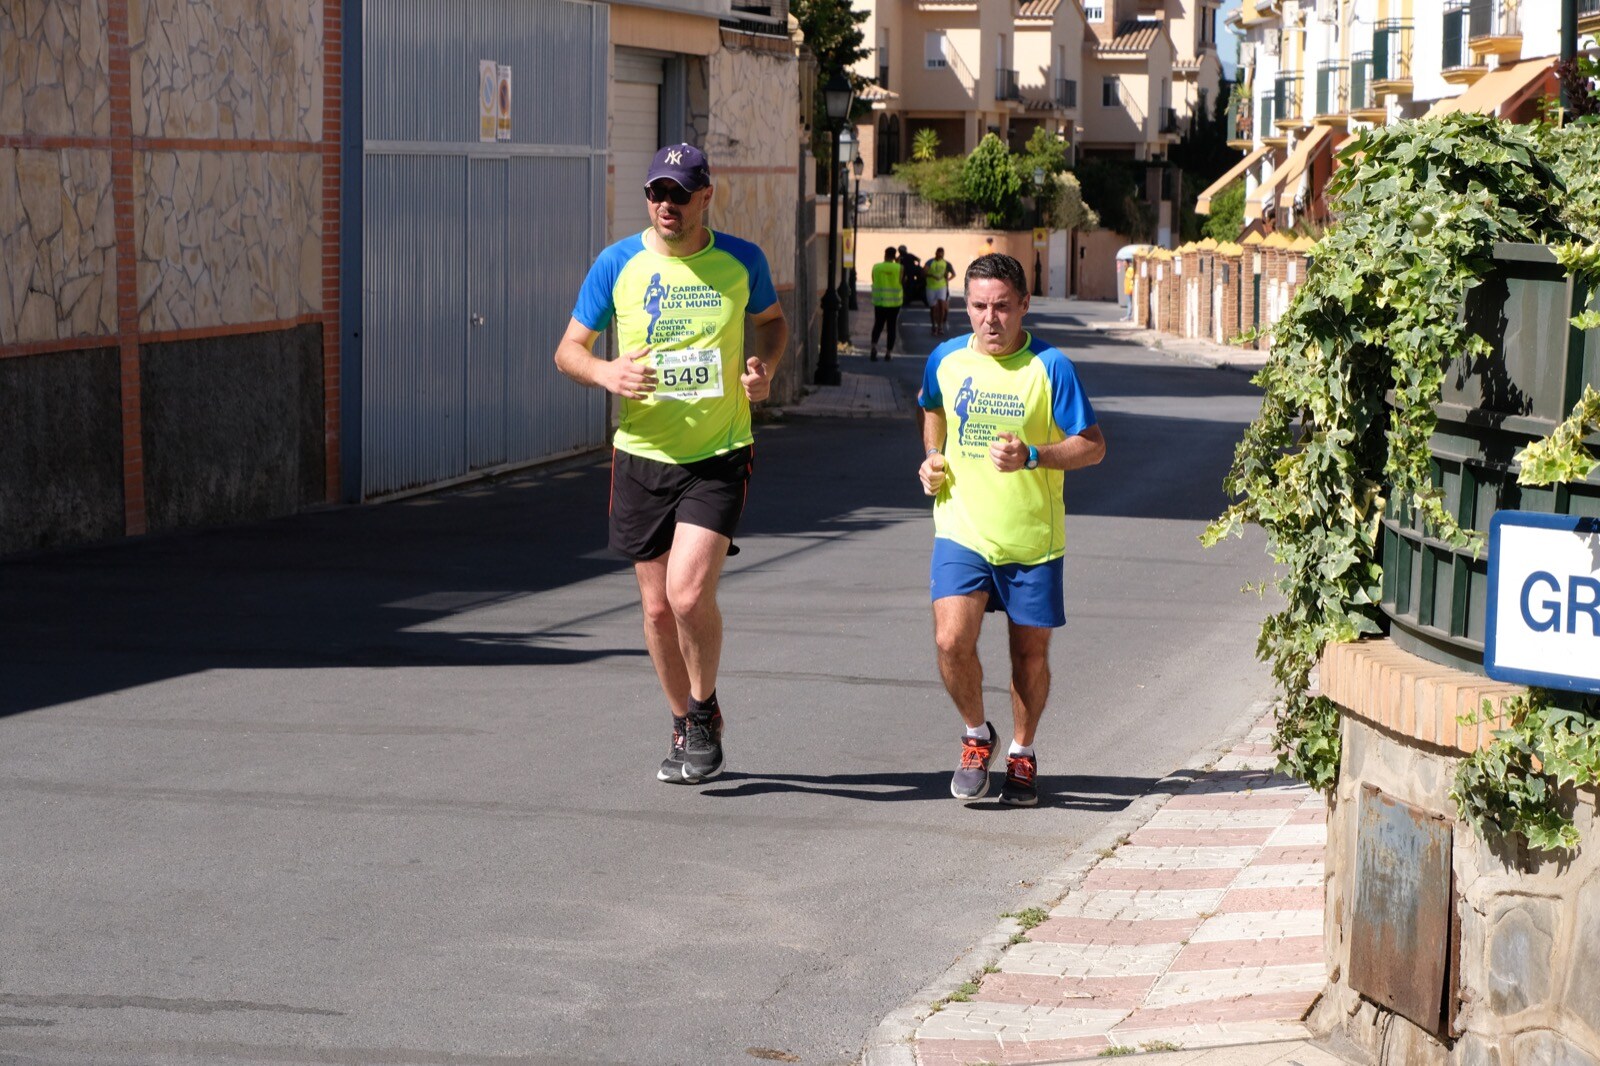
[1316,639,1600,1066]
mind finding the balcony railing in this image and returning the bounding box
[995,68,1019,101]
[1227,88,1254,143]
[1469,0,1521,42]
[1159,107,1179,134]
[1350,53,1380,114]
[1260,93,1278,139]
[878,63,889,89]
[1372,19,1414,86]
[1315,61,1348,117]
[1274,73,1303,125]
[1056,78,1077,108]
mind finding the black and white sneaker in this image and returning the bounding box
[657,716,689,783]
[681,709,725,783]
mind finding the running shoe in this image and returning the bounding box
[999,753,1039,807]
[657,715,689,783]
[681,709,725,783]
[950,722,997,800]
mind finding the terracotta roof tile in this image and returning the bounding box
[1097,19,1161,55]
[1017,0,1061,17]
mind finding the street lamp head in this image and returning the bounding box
[823,69,853,124]
[852,155,865,179]
[838,127,856,166]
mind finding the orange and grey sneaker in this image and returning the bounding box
[999,752,1039,807]
[950,722,998,800]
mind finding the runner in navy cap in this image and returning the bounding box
[644,143,711,192]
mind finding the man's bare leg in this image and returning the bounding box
[1006,621,1052,747]
[635,556,690,718]
[664,522,729,702]
[933,592,988,728]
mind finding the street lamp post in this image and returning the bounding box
[835,128,856,341]
[848,153,864,311]
[815,70,854,387]
[1032,166,1045,297]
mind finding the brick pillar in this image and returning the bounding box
[1218,250,1241,344]
[1133,252,1150,328]
[322,0,344,502]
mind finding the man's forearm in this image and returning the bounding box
[555,338,607,388]
[922,410,947,453]
[752,316,789,372]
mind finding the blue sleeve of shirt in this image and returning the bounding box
[918,337,965,408]
[717,232,779,314]
[572,238,642,331]
[1038,344,1097,437]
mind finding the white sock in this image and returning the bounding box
[965,723,990,739]
[1008,742,1035,758]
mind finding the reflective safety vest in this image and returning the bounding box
[871,260,904,308]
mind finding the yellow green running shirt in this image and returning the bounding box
[919,332,1098,565]
[573,229,778,464]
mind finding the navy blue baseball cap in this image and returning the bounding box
[645,143,711,191]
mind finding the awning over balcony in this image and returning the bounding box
[1425,56,1556,119]
[1196,144,1274,215]
[1245,124,1337,223]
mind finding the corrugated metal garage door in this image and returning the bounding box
[357,0,609,499]
[612,51,662,241]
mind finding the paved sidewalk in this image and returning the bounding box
[865,712,1340,1066]
[1089,318,1270,375]
[787,346,911,419]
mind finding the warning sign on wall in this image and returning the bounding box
[479,60,498,142]
[497,65,512,142]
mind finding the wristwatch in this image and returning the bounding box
[1025,445,1039,470]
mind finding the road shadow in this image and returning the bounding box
[697,769,1203,811]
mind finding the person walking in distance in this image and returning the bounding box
[870,246,903,361]
[554,143,789,784]
[916,253,1106,806]
[925,247,956,337]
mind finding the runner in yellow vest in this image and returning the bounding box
[869,246,903,361]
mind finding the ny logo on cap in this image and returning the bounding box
[666,149,684,165]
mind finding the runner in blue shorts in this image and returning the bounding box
[916,253,1107,806]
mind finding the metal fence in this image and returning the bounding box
[855,191,984,230]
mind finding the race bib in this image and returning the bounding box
[653,347,723,401]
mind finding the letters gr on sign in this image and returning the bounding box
[1485,511,1600,696]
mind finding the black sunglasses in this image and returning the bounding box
[645,182,694,206]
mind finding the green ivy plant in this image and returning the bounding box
[1204,113,1574,796]
[1453,692,1600,852]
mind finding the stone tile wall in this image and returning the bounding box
[0,0,113,137]
[130,0,323,141]
[705,40,798,288]
[1,147,119,344]
[135,150,322,332]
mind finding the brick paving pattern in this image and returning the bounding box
[913,717,1328,1063]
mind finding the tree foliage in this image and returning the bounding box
[1202,180,1244,242]
[791,0,870,159]
[961,133,1023,228]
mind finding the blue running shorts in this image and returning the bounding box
[929,538,1066,628]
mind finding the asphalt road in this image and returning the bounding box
[0,302,1275,1066]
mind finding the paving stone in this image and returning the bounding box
[1230,862,1323,889]
[1188,909,1323,942]
[1252,845,1326,865]
[1029,916,1200,946]
[1218,886,1325,912]
[974,972,1155,1010]
[1081,866,1240,891]
[1000,940,1182,978]
[1102,845,1260,869]
[1114,989,1320,1030]
[1130,827,1276,848]
[1047,888,1229,922]
[1144,964,1327,1006]
[1105,1018,1315,1049]
[1263,822,1327,847]
[1146,809,1297,829]
[916,1001,1130,1040]
[1168,935,1323,971]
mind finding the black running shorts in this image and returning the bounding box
[609,445,753,562]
